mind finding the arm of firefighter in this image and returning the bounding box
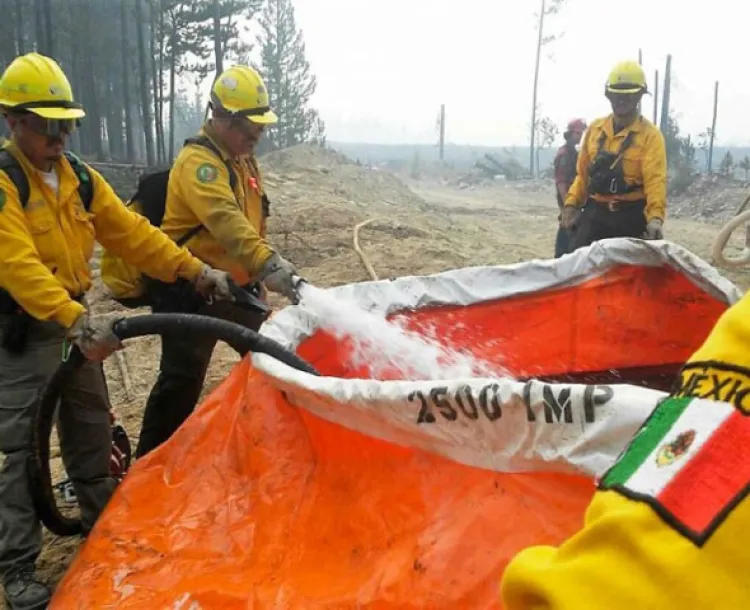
[641,130,667,222]
[177,152,274,276]
[87,167,205,283]
[0,176,85,327]
[564,132,591,207]
[500,292,750,610]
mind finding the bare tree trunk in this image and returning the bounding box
[135,0,156,165]
[529,0,545,176]
[33,0,45,52]
[213,0,223,79]
[14,0,24,54]
[43,0,54,56]
[169,41,176,161]
[149,0,162,163]
[121,0,136,161]
[158,3,167,162]
[708,81,719,174]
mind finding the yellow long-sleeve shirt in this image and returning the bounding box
[500,291,750,609]
[160,122,274,286]
[0,141,205,328]
[565,114,667,222]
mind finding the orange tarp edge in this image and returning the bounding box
[51,262,731,608]
[51,361,594,609]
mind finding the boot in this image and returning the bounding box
[3,565,50,610]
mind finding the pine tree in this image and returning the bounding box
[256,0,325,150]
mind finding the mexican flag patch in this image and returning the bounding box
[599,396,750,546]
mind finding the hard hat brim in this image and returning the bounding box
[247,109,278,125]
[29,106,86,120]
[606,85,648,95]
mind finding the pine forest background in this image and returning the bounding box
[0,0,326,165]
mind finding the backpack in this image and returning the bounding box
[100,136,241,309]
[0,148,94,314]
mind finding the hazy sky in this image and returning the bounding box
[294,0,747,146]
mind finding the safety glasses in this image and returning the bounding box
[229,115,264,137]
[22,114,79,137]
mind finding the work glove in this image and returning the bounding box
[193,264,233,302]
[260,252,299,304]
[643,218,664,240]
[560,205,581,230]
[67,312,122,361]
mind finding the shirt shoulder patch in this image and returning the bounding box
[196,163,219,184]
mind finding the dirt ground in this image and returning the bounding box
[22,146,750,605]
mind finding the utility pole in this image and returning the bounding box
[529,0,546,176]
[659,54,672,134]
[439,104,445,162]
[653,69,659,124]
[637,49,643,114]
[708,81,719,173]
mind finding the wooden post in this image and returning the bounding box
[708,81,719,173]
[659,55,672,134]
[653,69,659,124]
[439,104,445,162]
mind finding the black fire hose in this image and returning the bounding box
[28,313,319,537]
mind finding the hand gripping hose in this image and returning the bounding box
[28,313,319,537]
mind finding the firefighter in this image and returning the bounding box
[136,64,299,459]
[0,52,231,610]
[561,61,667,251]
[500,289,750,609]
[553,118,586,257]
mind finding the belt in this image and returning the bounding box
[589,198,645,212]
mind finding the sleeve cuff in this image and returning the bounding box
[54,300,86,330]
[178,257,207,281]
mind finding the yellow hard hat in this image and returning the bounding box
[605,60,648,94]
[0,52,85,120]
[211,65,277,125]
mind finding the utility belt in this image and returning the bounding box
[586,197,645,213]
[144,274,263,314]
[0,288,84,355]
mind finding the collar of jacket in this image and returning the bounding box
[604,114,644,137]
[200,120,235,162]
[5,138,76,181]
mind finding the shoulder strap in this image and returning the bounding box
[183,135,238,193]
[63,151,95,212]
[177,135,242,247]
[0,149,30,208]
[618,130,637,155]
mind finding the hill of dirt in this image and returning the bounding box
[668,174,750,222]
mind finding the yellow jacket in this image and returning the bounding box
[565,114,667,222]
[161,122,273,286]
[500,291,750,609]
[0,141,205,328]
